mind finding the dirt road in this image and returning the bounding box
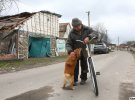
[0,51,135,100]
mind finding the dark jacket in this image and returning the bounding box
[66,25,93,57]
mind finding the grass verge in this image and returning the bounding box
[0,56,67,74]
[131,50,135,58]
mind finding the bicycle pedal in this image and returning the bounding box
[96,72,100,75]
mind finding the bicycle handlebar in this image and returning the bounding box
[76,36,97,44]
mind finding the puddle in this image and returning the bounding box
[6,86,54,100]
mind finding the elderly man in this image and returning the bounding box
[66,18,94,85]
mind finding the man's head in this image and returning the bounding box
[72,18,82,31]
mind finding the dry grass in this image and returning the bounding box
[131,51,135,58]
[0,56,67,73]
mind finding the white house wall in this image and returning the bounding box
[21,12,59,37]
[64,24,71,38]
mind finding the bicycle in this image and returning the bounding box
[76,37,99,96]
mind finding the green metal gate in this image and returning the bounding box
[29,37,51,57]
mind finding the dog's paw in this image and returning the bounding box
[62,86,75,90]
[70,87,75,90]
[62,86,66,89]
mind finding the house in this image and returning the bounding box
[0,11,61,60]
[59,23,71,38]
[108,43,116,50]
[127,41,135,51]
[56,23,71,56]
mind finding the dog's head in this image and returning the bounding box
[74,48,81,59]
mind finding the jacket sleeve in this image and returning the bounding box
[88,29,100,44]
[66,33,73,55]
[87,27,94,38]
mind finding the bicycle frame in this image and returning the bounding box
[76,37,99,96]
[76,37,96,77]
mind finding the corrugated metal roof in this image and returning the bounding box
[0,11,61,32]
[0,11,62,40]
[0,12,34,40]
[0,12,34,33]
[40,10,61,17]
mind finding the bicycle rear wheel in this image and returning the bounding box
[87,57,99,96]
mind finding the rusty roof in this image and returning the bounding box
[0,12,34,32]
[40,10,61,17]
[0,11,61,39]
[0,12,35,40]
[0,11,61,32]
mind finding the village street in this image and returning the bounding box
[0,51,135,100]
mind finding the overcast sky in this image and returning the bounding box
[4,0,135,44]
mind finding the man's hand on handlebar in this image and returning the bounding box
[83,37,90,44]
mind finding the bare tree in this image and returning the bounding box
[93,23,111,44]
[0,0,18,15]
[93,23,106,34]
[126,41,135,47]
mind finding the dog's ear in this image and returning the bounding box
[74,48,81,52]
[79,48,82,52]
[77,48,81,54]
[74,48,81,58]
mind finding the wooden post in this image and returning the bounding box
[39,12,42,35]
[26,21,29,59]
[16,30,19,59]
[43,13,45,34]
[30,17,33,33]
[34,14,37,34]
[47,14,49,36]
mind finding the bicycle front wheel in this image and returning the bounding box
[87,57,99,96]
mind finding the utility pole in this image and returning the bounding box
[86,11,90,27]
[118,36,119,50]
[106,30,108,44]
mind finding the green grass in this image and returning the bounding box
[0,56,67,72]
[132,51,135,54]
[131,50,135,54]
[131,50,135,58]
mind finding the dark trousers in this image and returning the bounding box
[74,52,88,82]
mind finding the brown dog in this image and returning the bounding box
[63,48,81,90]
